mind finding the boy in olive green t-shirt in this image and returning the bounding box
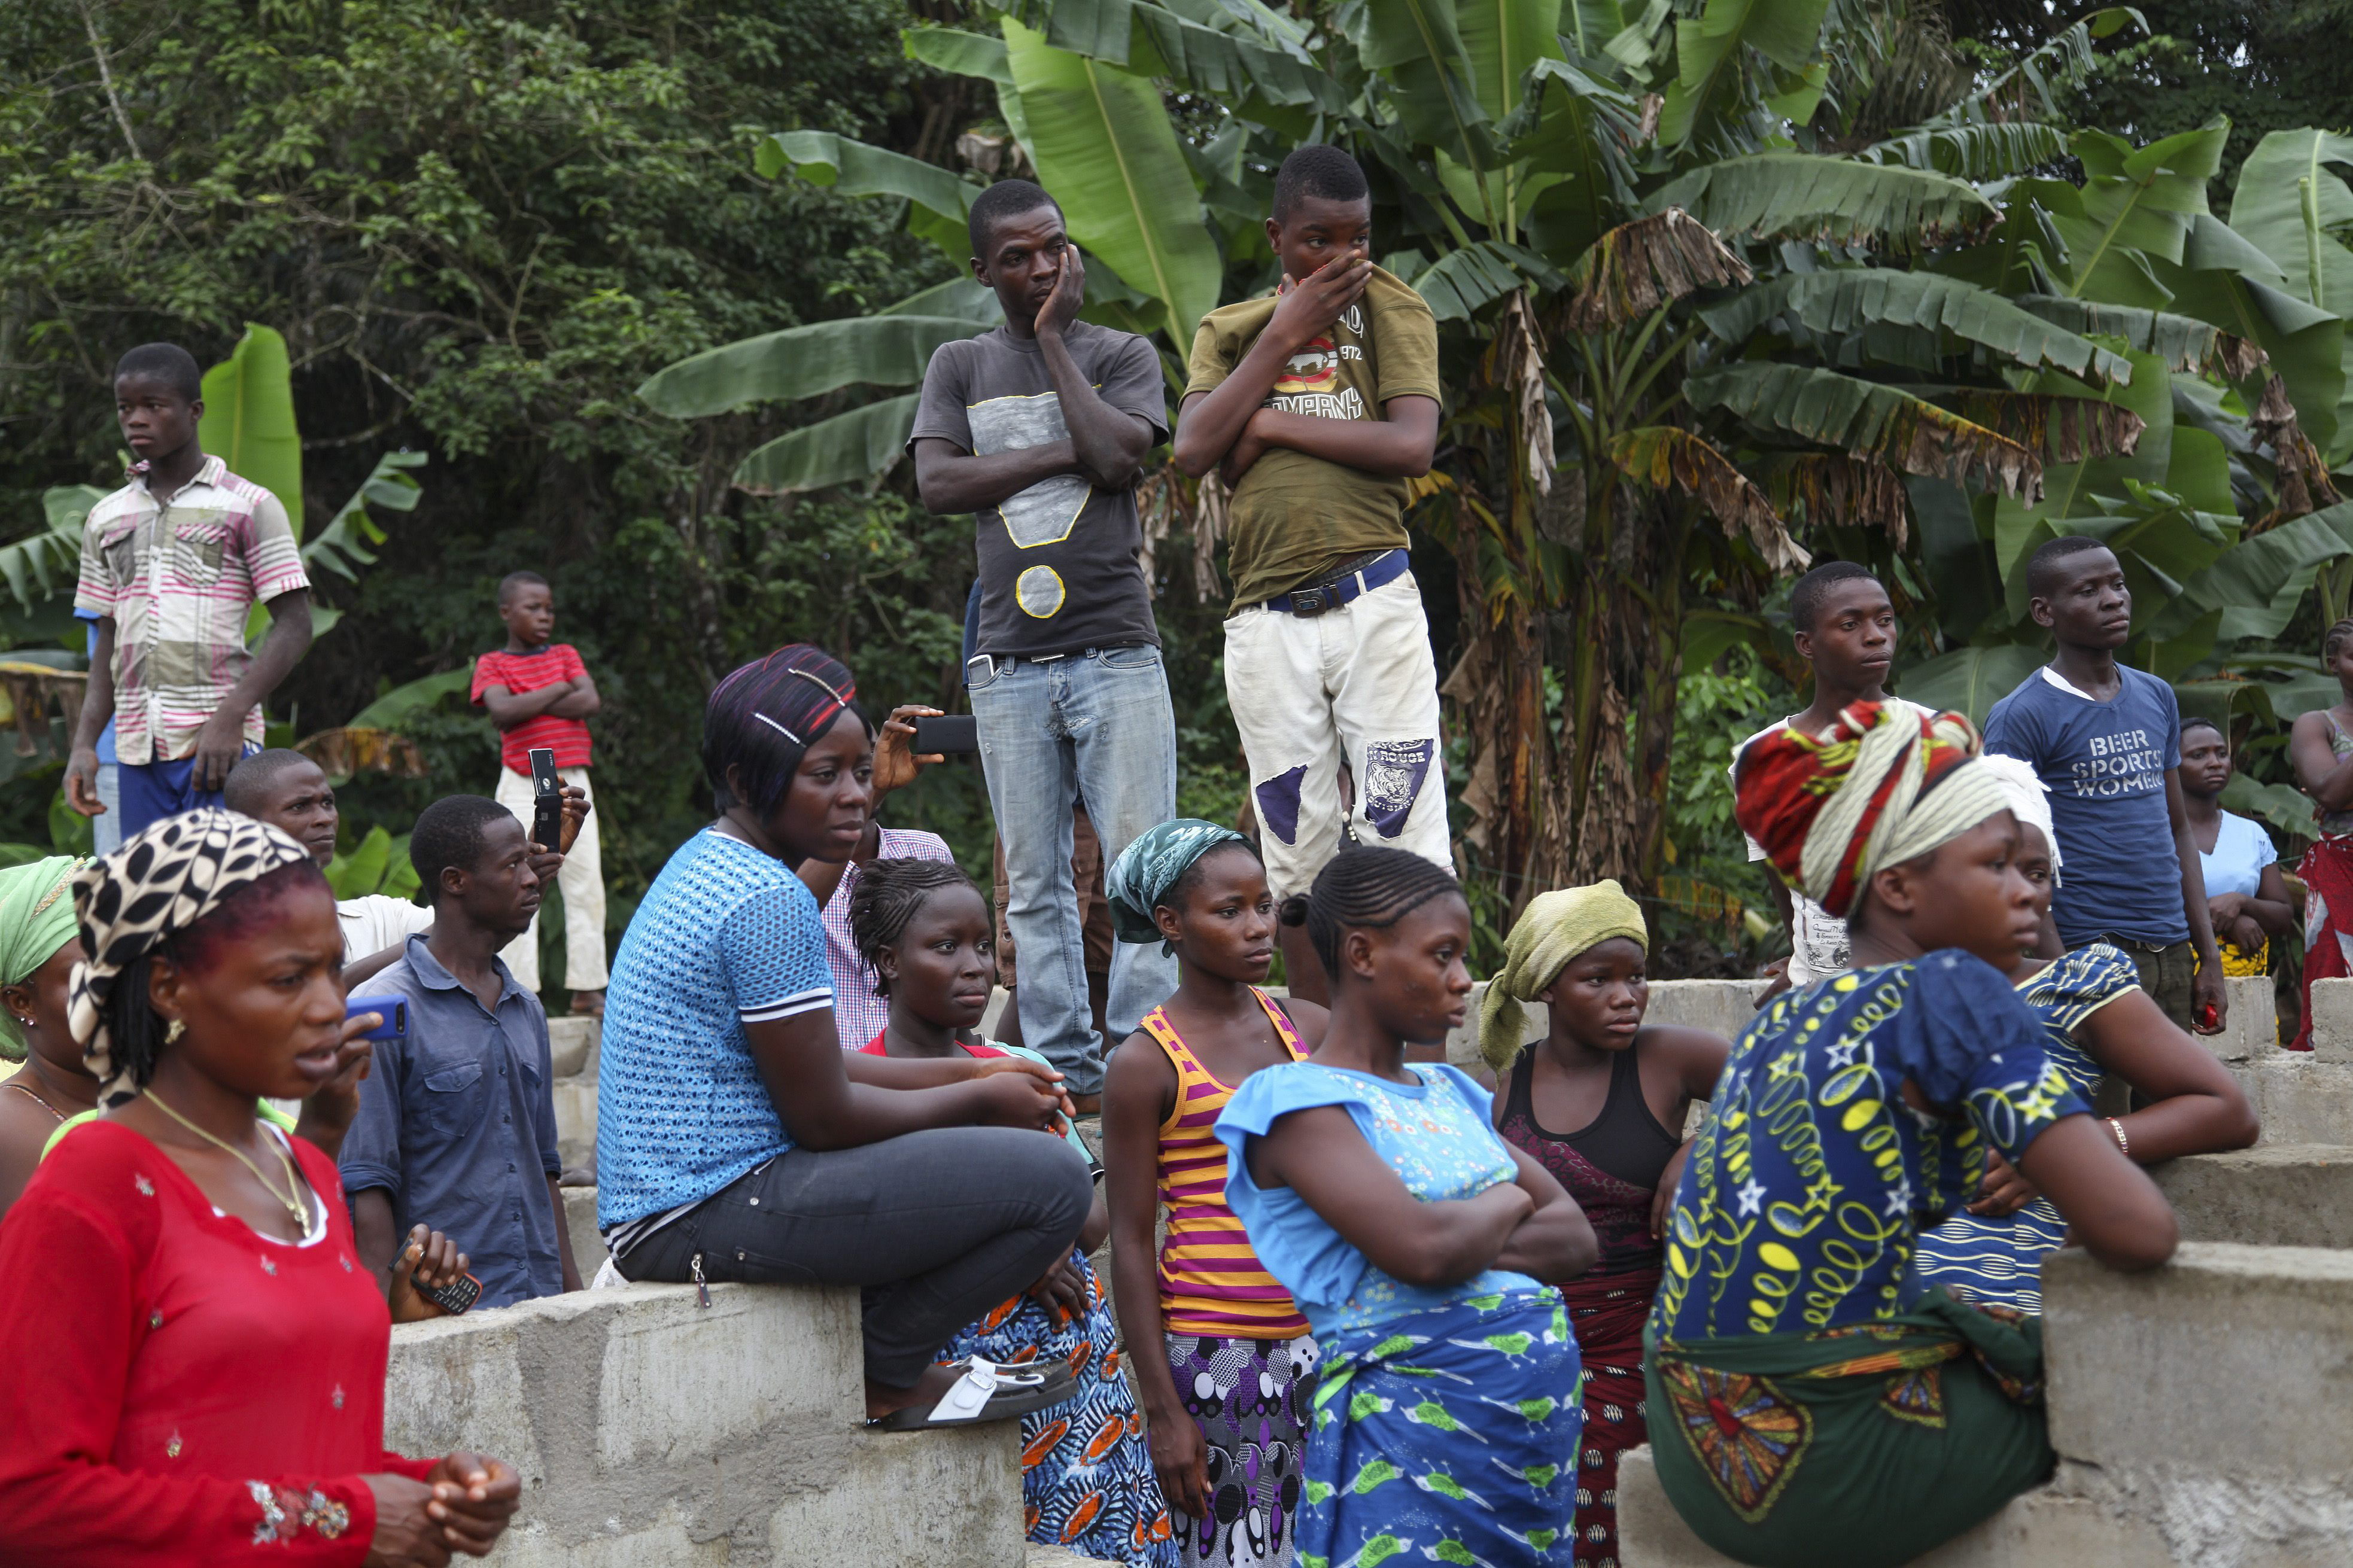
[1175,145,1447,998]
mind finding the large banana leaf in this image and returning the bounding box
[989,0,1339,108]
[1646,154,1994,248]
[1862,123,2066,182]
[1701,271,2134,383]
[198,325,303,538]
[2227,129,2353,462]
[2145,501,2353,645]
[1656,0,1831,147]
[348,666,471,730]
[0,487,103,613]
[1353,0,1501,182]
[880,276,1005,323]
[760,130,979,264]
[1415,240,1563,321]
[903,25,1014,87]
[1002,19,1221,343]
[1606,426,1807,570]
[2011,296,2258,377]
[637,316,977,418]
[305,450,425,584]
[1509,57,1644,264]
[1564,208,1750,331]
[1686,363,2041,500]
[2149,261,2345,465]
[1457,0,1561,124]
[2048,121,2228,307]
[734,394,922,495]
[1895,643,2046,726]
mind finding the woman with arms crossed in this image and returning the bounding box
[1215,848,1598,1567]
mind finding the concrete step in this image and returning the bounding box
[560,1183,609,1274]
[387,1280,1026,1566]
[546,1013,600,1078]
[2151,1144,2353,1249]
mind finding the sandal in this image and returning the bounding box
[871,1357,1077,1430]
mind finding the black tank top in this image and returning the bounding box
[1502,1043,1679,1192]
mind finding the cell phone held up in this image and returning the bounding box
[911,714,980,756]
[345,995,408,1040]
[529,747,563,852]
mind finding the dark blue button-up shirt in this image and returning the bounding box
[339,934,564,1308]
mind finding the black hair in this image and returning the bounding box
[703,644,873,815]
[968,178,1062,261]
[113,343,203,403]
[1789,560,1884,635]
[2026,534,2115,599]
[2325,618,2353,663]
[1278,847,1463,979]
[497,570,549,607]
[1273,144,1370,221]
[99,859,330,1092]
[2181,715,2226,744]
[223,747,321,815]
[1165,838,1264,918]
[409,794,515,907]
[849,858,983,998]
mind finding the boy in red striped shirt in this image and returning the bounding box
[472,571,607,1015]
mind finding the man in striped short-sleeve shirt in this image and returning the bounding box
[66,343,313,840]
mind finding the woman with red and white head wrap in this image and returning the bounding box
[1641,702,2179,1568]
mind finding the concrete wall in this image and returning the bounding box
[385,1281,1027,1567]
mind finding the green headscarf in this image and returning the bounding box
[1106,819,1252,946]
[1475,879,1647,1071]
[0,855,86,1061]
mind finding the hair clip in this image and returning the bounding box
[785,666,853,705]
[754,712,803,744]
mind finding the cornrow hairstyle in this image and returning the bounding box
[1278,846,1463,979]
[1788,560,1883,634]
[702,644,873,814]
[113,342,203,403]
[968,178,1062,260]
[1273,144,1370,220]
[100,859,328,1091]
[2325,618,2353,663]
[849,858,981,998]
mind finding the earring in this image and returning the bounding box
[165,1019,185,1046]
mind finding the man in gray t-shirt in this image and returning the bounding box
[909,178,1176,1105]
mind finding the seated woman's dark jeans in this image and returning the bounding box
[615,1126,1092,1389]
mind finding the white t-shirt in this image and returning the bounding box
[338,894,434,964]
[1730,699,1934,985]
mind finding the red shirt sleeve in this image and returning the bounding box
[0,1184,375,1566]
[554,644,588,683]
[470,651,506,707]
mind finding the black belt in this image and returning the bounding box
[1254,549,1410,616]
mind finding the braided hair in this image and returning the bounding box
[849,858,983,998]
[2326,619,2353,663]
[1279,847,1464,979]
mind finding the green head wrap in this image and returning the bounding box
[0,855,87,1061]
[1105,819,1253,948]
[1475,879,1647,1072]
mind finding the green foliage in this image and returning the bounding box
[198,326,304,538]
[325,824,423,902]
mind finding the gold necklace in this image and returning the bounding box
[144,1089,309,1236]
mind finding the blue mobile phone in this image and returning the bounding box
[346,995,408,1040]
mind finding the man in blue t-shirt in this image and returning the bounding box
[1984,536,2226,1036]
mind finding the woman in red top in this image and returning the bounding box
[0,810,522,1566]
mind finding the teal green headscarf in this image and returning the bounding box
[0,855,86,1061]
[1106,819,1252,946]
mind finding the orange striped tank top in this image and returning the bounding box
[1143,989,1312,1339]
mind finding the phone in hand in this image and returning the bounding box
[911,715,980,756]
[414,1269,484,1316]
[345,995,407,1040]
[528,747,563,851]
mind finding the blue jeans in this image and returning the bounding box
[117,745,260,839]
[968,644,1178,1095]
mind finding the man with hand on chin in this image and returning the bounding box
[909,179,1176,1113]
[339,795,584,1314]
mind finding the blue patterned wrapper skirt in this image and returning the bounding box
[1297,1288,1585,1568]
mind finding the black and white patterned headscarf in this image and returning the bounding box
[68,809,312,1100]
